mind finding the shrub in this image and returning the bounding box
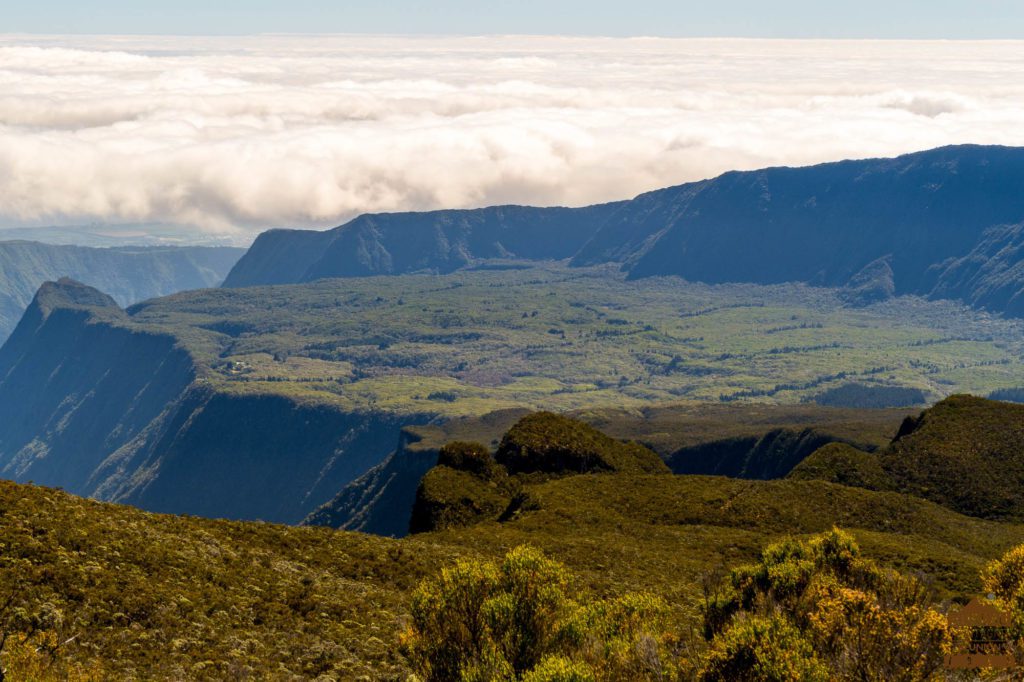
[401,546,675,681]
[983,543,1024,658]
[700,614,827,682]
[495,412,667,476]
[701,528,952,681]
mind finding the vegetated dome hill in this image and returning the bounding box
[3,263,1024,525]
[0,240,243,340]
[225,145,1024,318]
[304,402,912,537]
[881,395,1024,520]
[792,394,1024,522]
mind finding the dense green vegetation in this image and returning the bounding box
[404,532,1024,681]
[410,414,668,534]
[306,402,910,537]
[701,529,953,680]
[878,395,1024,520]
[787,443,895,491]
[495,412,667,476]
[4,401,1024,681]
[786,395,1024,524]
[131,263,1024,412]
[3,469,1020,680]
[6,261,1024,524]
[809,382,926,408]
[401,545,680,681]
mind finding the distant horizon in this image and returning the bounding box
[6,33,1024,41]
[6,1,1024,39]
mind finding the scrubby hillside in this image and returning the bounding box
[409,413,668,534]
[0,240,243,340]
[789,395,1024,522]
[879,395,1024,520]
[3,458,1024,678]
[787,442,895,491]
[305,404,913,537]
[494,411,668,475]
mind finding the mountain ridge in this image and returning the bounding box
[223,203,623,287]
[0,240,244,340]
[222,145,1024,318]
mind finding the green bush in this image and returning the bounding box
[983,542,1024,653]
[495,412,668,476]
[401,545,676,681]
[701,529,952,681]
[700,615,827,682]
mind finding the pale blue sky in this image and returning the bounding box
[5,0,1024,38]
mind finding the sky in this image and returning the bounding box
[2,6,1024,242]
[4,1,1024,39]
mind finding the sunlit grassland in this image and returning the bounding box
[126,263,1024,415]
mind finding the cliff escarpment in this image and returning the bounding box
[0,279,427,523]
[222,203,623,287]
[0,279,196,492]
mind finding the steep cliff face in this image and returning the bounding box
[223,145,1024,318]
[108,393,422,523]
[0,279,426,523]
[0,241,244,340]
[303,409,530,536]
[605,145,1024,292]
[302,427,443,537]
[0,279,196,491]
[222,203,622,287]
[664,428,873,480]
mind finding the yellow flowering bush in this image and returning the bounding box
[700,528,952,681]
[401,545,676,681]
[982,543,1024,662]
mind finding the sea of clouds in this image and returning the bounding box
[1,34,1024,238]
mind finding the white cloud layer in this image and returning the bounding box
[2,35,1024,238]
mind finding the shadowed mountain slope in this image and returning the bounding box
[0,240,243,340]
[224,145,1024,318]
[578,146,1024,293]
[223,203,622,287]
[0,279,426,523]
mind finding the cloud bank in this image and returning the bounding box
[2,35,1024,238]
